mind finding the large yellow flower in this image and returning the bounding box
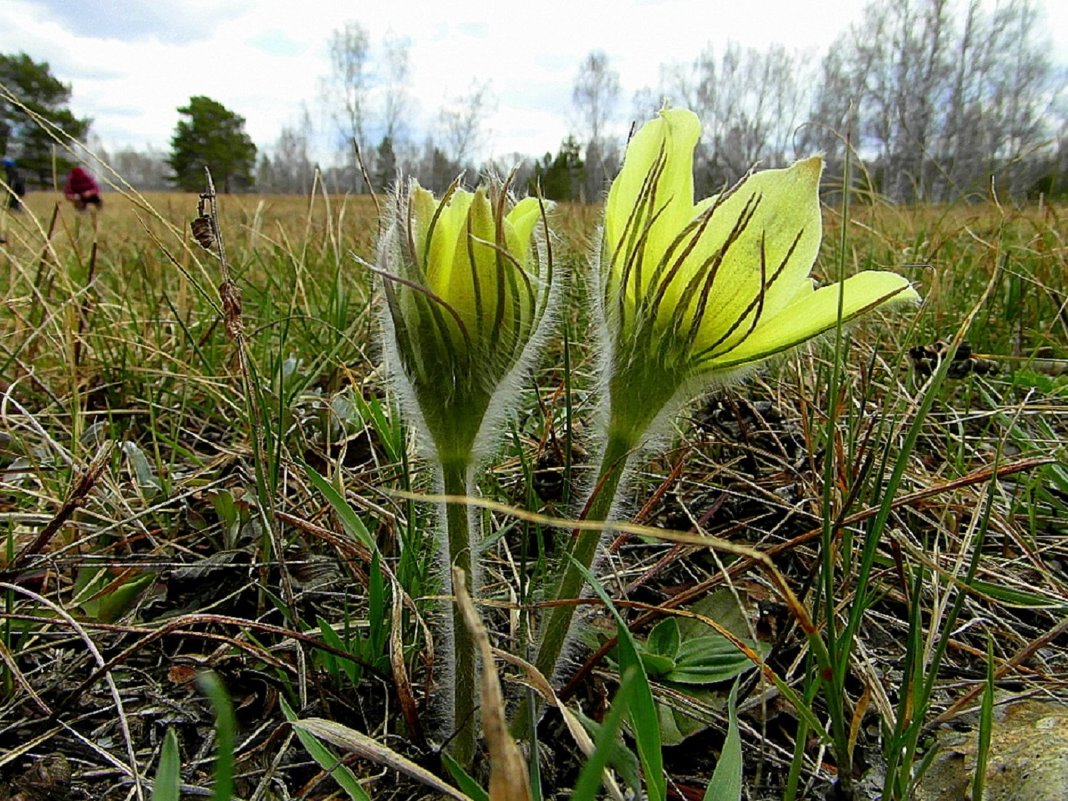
[525,111,921,717]
[600,108,919,436]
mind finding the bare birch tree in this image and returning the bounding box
[572,50,621,200]
[381,32,412,145]
[322,21,371,191]
[438,80,494,173]
[660,42,809,192]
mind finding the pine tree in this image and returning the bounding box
[167,96,257,193]
[0,52,91,185]
[530,137,585,201]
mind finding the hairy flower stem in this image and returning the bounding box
[513,429,635,735]
[441,457,477,768]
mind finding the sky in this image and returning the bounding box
[1,0,1065,165]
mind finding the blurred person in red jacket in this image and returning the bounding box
[64,166,103,210]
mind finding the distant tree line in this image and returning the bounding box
[323,0,1062,203]
[801,0,1066,201]
[0,0,1063,201]
[644,0,1065,201]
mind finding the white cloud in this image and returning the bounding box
[1,0,1063,164]
[24,0,254,44]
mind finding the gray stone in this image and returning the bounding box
[917,699,1068,801]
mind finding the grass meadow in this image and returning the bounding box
[0,179,1065,800]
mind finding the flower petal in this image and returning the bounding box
[410,182,438,270]
[673,157,824,356]
[444,188,494,334]
[426,189,473,293]
[703,271,920,370]
[604,108,700,289]
[505,196,543,273]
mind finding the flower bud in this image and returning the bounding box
[380,178,555,464]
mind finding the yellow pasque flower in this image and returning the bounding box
[380,178,554,464]
[600,108,919,437]
[378,177,554,766]
[522,109,921,704]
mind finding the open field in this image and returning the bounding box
[1,184,1066,799]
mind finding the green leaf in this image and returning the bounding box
[665,635,763,686]
[73,568,155,623]
[441,753,490,801]
[152,728,182,801]
[282,697,372,801]
[639,651,677,677]
[304,464,376,551]
[676,634,743,660]
[655,687,729,746]
[365,551,389,667]
[122,440,161,495]
[95,573,155,623]
[703,681,743,801]
[572,667,639,801]
[574,708,642,792]
[354,393,403,464]
[646,617,681,658]
[317,616,360,684]
[211,489,240,547]
[677,590,752,640]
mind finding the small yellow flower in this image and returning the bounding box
[378,177,555,766]
[380,178,554,463]
[600,108,919,436]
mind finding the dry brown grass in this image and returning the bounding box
[0,184,1065,799]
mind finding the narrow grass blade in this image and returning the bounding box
[571,558,665,801]
[152,729,181,801]
[365,551,389,666]
[305,463,376,551]
[441,753,490,801]
[704,681,743,801]
[196,672,234,801]
[574,708,642,790]
[317,616,359,684]
[290,717,472,800]
[972,639,996,801]
[571,667,638,801]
